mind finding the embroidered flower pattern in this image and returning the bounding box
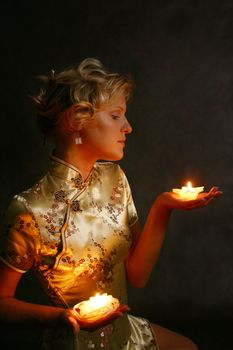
[0,161,154,349]
[54,190,67,202]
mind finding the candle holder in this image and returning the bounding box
[172,181,204,200]
[73,293,120,323]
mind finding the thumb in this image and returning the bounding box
[66,315,80,333]
[61,309,80,333]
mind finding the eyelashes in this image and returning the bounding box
[111,115,121,120]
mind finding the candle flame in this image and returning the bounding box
[90,293,109,308]
[172,181,204,200]
[73,293,120,322]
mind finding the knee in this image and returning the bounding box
[185,339,199,350]
[178,332,199,350]
[172,335,199,350]
[172,344,198,350]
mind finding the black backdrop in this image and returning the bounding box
[1,1,233,349]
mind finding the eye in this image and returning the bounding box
[111,114,121,120]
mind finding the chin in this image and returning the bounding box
[102,152,124,162]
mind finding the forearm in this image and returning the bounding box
[126,198,171,288]
[0,297,64,328]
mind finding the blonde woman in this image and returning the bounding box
[0,58,221,350]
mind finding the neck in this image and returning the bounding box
[54,146,97,181]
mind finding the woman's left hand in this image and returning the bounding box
[157,186,222,211]
[75,304,130,332]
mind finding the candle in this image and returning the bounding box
[172,181,204,200]
[73,293,120,323]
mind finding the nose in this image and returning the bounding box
[121,116,132,134]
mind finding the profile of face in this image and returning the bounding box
[79,96,132,162]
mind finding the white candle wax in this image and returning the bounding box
[172,181,204,200]
[73,293,120,323]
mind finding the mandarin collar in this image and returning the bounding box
[49,155,99,190]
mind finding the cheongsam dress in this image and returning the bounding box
[0,156,159,350]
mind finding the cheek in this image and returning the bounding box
[82,116,118,147]
[86,124,114,142]
[83,129,112,150]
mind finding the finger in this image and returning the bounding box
[201,194,213,203]
[181,189,222,210]
[80,317,112,331]
[109,311,123,319]
[186,197,214,210]
[199,187,219,199]
[203,190,222,202]
[204,197,214,206]
[67,316,80,333]
[117,304,130,313]
[181,198,209,210]
[208,188,223,198]
[62,309,81,332]
[208,186,219,193]
[213,190,223,197]
[79,306,127,331]
[200,190,220,201]
[179,197,206,208]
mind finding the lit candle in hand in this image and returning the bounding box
[172,181,204,200]
[73,293,120,323]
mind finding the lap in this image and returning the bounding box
[150,323,198,350]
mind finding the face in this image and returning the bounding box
[80,97,132,161]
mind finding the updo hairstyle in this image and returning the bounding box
[33,58,133,136]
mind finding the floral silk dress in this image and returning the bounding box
[0,156,159,350]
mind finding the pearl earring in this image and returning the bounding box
[75,136,82,145]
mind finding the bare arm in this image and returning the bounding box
[0,261,128,331]
[0,261,80,331]
[125,187,222,288]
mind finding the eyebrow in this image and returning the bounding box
[110,106,125,113]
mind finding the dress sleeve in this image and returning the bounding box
[0,195,40,273]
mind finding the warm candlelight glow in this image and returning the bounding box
[172,181,204,200]
[73,293,120,323]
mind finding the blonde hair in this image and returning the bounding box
[33,58,133,136]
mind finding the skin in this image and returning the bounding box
[55,96,131,179]
[0,96,222,349]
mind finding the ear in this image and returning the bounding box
[73,120,83,131]
[67,111,83,132]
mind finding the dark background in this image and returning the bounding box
[1,1,233,349]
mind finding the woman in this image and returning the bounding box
[0,58,221,350]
